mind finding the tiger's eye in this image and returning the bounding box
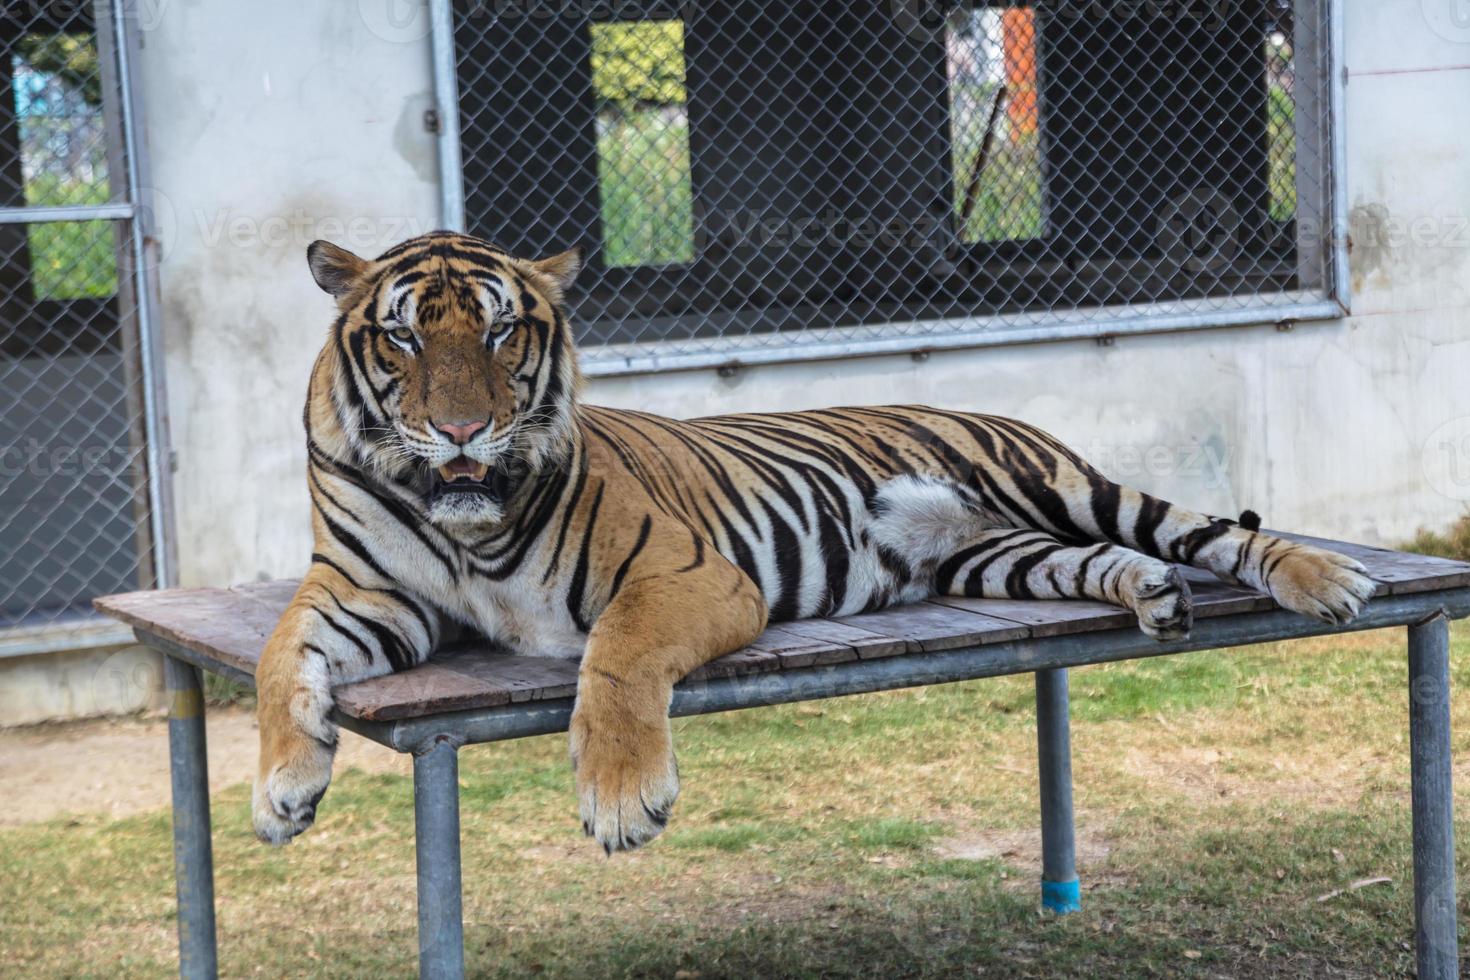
[486,318,515,345]
[388,327,415,344]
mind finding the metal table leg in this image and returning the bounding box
[1036,667,1080,913]
[414,738,465,980]
[164,655,218,979]
[1408,614,1459,979]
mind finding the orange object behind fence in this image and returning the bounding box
[1002,8,1038,136]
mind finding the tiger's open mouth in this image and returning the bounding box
[428,454,523,507]
[429,455,496,501]
[437,457,490,485]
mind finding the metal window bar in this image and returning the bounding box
[432,0,1345,377]
[0,0,172,651]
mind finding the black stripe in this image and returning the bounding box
[542,446,591,584]
[1004,544,1065,599]
[313,607,375,665]
[1087,471,1123,545]
[675,532,707,574]
[608,515,653,602]
[935,529,1034,593]
[960,532,1050,597]
[314,505,394,584]
[1132,495,1172,557]
[760,497,802,621]
[565,482,606,632]
[1177,519,1234,563]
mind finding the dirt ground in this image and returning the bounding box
[0,707,410,826]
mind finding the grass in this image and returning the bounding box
[1403,513,1470,563]
[3,626,1469,977]
[202,672,255,708]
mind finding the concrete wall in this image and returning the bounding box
[0,644,163,726]
[133,0,1470,591]
[136,1,442,585]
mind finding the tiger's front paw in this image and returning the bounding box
[1266,545,1377,625]
[253,725,335,845]
[569,679,679,854]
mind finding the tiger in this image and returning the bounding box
[254,229,1376,853]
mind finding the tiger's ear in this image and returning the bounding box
[526,247,582,301]
[307,240,369,301]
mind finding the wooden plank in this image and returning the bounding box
[95,532,1470,723]
[1176,572,1277,617]
[95,580,299,676]
[335,647,578,721]
[742,624,854,669]
[688,628,796,680]
[833,602,1030,653]
[928,595,1134,636]
[767,618,907,661]
[689,647,783,680]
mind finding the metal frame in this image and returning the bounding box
[1407,614,1458,980]
[1036,667,1079,914]
[113,0,177,589]
[147,586,1462,979]
[429,0,465,235]
[1328,0,1351,313]
[164,655,217,979]
[574,295,1346,378]
[426,1,1351,378]
[0,203,134,224]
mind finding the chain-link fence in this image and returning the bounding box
[1,1,164,638]
[447,0,1338,372]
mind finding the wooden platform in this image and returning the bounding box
[95,533,1470,723]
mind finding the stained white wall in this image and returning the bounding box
[135,1,442,585]
[135,1,1470,589]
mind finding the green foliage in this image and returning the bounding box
[595,111,693,267]
[15,33,102,106]
[1266,84,1297,222]
[22,175,117,300]
[587,21,694,267]
[589,21,686,110]
[12,33,116,299]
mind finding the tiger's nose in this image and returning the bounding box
[434,419,488,445]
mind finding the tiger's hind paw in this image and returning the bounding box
[1131,564,1193,641]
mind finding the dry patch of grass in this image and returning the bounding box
[3,626,1468,977]
[1403,514,1470,562]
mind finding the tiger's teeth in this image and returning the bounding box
[436,461,491,482]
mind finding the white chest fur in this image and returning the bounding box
[444,568,589,660]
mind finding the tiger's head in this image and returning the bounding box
[306,230,583,529]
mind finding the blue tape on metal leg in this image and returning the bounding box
[1041,878,1081,913]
